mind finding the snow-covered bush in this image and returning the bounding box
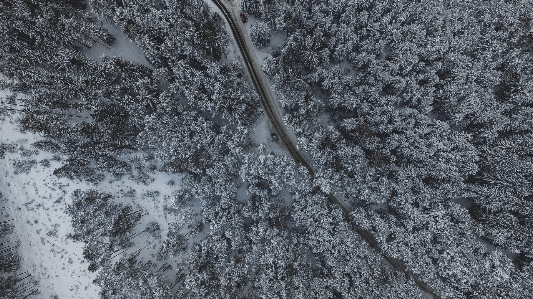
[250,21,270,49]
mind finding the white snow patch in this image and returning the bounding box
[85,23,152,68]
[235,181,251,202]
[0,115,101,299]
[0,111,195,298]
[250,115,288,157]
[0,89,8,99]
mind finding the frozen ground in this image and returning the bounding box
[0,72,186,298]
[0,17,154,297]
[85,23,152,68]
[249,114,287,157]
[0,91,100,298]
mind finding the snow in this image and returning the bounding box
[235,181,252,202]
[0,89,193,297]
[65,109,93,124]
[249,114,287,157]
[85,23,152,68]
[98,167,185,246]
[240,14,287,64]
[451,197,473,209]
[206,0,310,163]
[0,95,101,298]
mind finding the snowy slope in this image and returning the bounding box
[0,92,101,298]
[0,93,192,298]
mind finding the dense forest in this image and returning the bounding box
[1,0,533,298]
[243,0,533,297]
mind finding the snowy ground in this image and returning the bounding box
[85,23,152,68]
[0,91,100,298]
[0,19,189,292]
[249,115,287,156]
[0,90,192,298]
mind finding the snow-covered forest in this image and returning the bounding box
[1,0,533,298]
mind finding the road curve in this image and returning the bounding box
[211,0,313,172]
[209,1,443,298]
